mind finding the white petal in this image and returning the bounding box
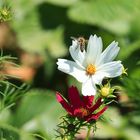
[57,59,88,83]
[86,35,103,65]
[82,78,96,96]
[97,61,123,78]
[69,40,86,68]
[92,72,106,85]
[96,41,120,66]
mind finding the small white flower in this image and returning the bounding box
[57,35,122,96]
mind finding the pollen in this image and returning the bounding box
[86,64,96,75]
[80,108,89,117]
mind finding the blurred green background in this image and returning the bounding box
[0,0,140,139]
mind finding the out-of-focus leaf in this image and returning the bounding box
[121,78,140,113]
[103,107,126,128]
[131,115,140,125]
[68,0,140,35]
[95,107,127,139]
[122,78,140,99]
[0,124,20,140]
[137,60,140,65]
[124,128,140,140]
[118,40,140,60]
[45,0,80,7]
[94,108,121,138]
[129,68,140,79]
[44,56,55,80]
[15,25,67,57]
[44,27,67,58]
[11,89,65,138]
[11,1,67,57]
[0,109,11,123]
[94,121,119,139]
[0,123,36,140]
[20,131,36,140]
[67,76,81,91]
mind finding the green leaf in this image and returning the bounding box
[107,95,116,98]
[0,123,36,140]
[94,107,126,139]
[0,124,20,140]
[94,121,119,139]
[0,109,11,123]
[45,0,80,7]
[123,128,140,140]
[118,39,140,60]
[68,0,140,35]
[129,68,140,79]
[11,89,65,138]
[44,27,67,58]
[11,1,67,57]
[131,115,140,125]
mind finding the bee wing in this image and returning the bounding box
[70,36,77,40]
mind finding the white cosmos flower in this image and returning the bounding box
[57,35,123,96]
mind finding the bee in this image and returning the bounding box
[71,36,88,52]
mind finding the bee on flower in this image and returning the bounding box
[71,36,88,52]
[57,35,123,96]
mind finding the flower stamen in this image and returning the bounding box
[80,108,89,117]
[86,64,96,75]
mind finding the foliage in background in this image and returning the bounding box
[0,0,12,22]
[0,0,139,139]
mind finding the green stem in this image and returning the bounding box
[86,126,91,140]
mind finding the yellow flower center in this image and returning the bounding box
[80,108,89,117]
[86,64,96,75]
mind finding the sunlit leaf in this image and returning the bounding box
[11,1,67,57]
[68,0,140,35]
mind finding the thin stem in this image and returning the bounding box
[86,126,91,140]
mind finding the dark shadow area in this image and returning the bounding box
[38,2,68,29]
[123,48,140,74]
